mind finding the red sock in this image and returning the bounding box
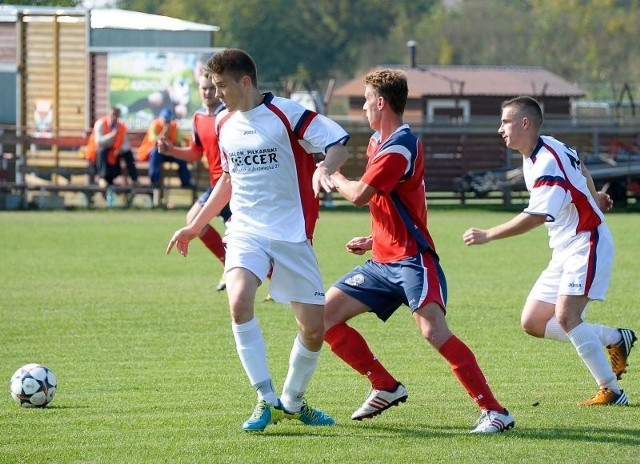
[199,226,225,264]
[325,323,397,391]
[438,335,503,412]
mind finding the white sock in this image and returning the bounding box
[567,323,619,392]
[545,317,621,347]
[280,335,320,412]
[232,318,277,403]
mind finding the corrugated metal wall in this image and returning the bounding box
[58,20,86,135]
[21,15,86,137]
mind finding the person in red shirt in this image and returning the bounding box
[158,75,229,291]
[323,69,514,434]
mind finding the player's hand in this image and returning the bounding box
[166,226,198,257]
[462,227,489,246]
[346,236,372,255]
[312,161,335,196]
[595,191,613,213]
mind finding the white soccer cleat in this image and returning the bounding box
[351,383,408,421]
[470,409,515,434]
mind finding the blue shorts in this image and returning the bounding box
[197,187,232,222]
[333,251,447,322]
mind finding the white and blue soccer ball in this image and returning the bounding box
[10,363,57,408]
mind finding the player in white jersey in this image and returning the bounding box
[463,96,635,406]
[166,48,350,431]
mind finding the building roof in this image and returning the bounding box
[334,65,584,98]
[0,6,219,32]
[90,8,219,32]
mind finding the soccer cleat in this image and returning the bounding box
[578,388,628,406]
[242,400,284,432]
[283,399,335,426]
[607,328,637,380]
[351,383,408,421]
[263,293,274,302]
[216,274,226,292]
[470,409,515,434]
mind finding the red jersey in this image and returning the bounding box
[190,107,224,186]
[360,124,435,263]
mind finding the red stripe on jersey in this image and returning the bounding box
[296,111,317,138]
[543,142,601,233]
[584,229,598,295]
[265,103,319,240]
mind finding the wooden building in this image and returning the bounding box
[0,5,219,137]
[333,65,586,192]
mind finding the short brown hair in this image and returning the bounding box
[204,48,258,87]
[502,96,543,128]
[364,69,408,114]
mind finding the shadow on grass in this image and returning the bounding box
[254,421,640,446]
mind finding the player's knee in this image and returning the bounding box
[299,325,324,351]
[521,314,547,338]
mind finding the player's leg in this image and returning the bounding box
[523,247,635,379]
[324,263,408,420]
[225,236,282,431]
[412,302,514,433]
[558,227,629,404]
[406,253,513,433]
[557,295,627,405]
[269,240,334,425]
[280,301,334,426]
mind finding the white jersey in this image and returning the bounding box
[523,135,605,249]
[216,92,349,242]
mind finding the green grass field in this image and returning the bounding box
[1,207,639,463]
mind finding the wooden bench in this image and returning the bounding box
[0,128,201,209]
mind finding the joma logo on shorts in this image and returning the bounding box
[315,291,325,297]
[568,283,582,288]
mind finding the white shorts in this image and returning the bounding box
[224,233,325,305]
[529,224,613,303]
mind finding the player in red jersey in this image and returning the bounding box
[323,69,514,433]
[158,75,230,290]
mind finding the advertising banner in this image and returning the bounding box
[107,51,209,131]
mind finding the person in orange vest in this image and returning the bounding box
[138,108,192,188]
[85,107,138,189]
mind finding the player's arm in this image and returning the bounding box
[313,143,350,195]
[462,212,547,246]
[157,142,203,163]
[580,160,613,212]
[166,172,231,256]
[330,171,376,207]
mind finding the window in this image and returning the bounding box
[427,99,470,124]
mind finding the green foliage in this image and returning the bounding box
[1,209,639,463]
[115,0,639,100]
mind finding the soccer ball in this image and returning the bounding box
[9,363,57,408]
